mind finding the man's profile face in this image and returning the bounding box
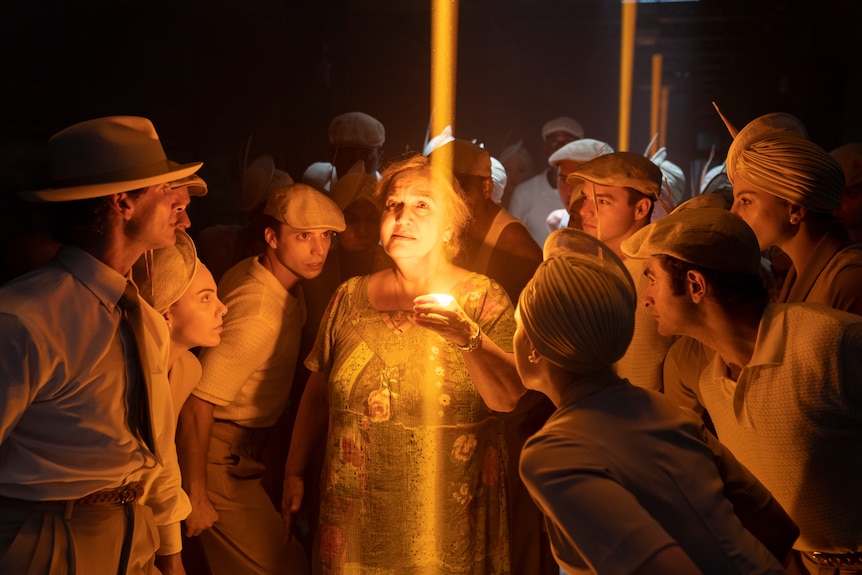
[642,257,689,337]
[127,182,190,250]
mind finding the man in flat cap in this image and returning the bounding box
[508,116,584,245]
[328,111,385,185]
[622,207,862,574]
[178,184,345,575]
[0,116,203,574]
[545,138,614,232]
[567,151,674,393]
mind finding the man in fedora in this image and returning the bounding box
[0,116,202,575]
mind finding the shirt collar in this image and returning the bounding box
[746,303,785,367]
[56,245,129,312]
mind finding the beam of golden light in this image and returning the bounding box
[422,0,459,559]
[430,0,458,176]
[650,53,663,156]
[618,0,637,152]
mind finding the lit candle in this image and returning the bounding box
[428,293,454,307]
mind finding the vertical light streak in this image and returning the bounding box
[425,0,459,561]
[431,0,458,175]
[618,0,637,152]
[650,53,663,156]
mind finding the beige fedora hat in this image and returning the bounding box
[22,116,202,202]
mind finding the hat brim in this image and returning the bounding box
[21,161,203,202]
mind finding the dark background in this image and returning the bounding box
[2,0,860,231]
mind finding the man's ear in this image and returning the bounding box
[633,197,652,222]
[687,269,708,303]
[482,177,493,200]
[112,192,135,221]
[264,226,278,250]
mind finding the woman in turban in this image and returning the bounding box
[515,229,797,574]
[132,229,228,413]
[725,112,862,314]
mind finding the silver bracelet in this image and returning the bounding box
[457,325,482,352]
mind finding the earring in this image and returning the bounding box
[790,216,799,225]
[527,350,541,364]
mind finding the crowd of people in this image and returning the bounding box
[0,107,860,575]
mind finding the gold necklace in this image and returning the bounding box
[391,269,408,329]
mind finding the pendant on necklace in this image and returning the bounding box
[392,308,406,325]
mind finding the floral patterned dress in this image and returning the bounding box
[306,272,514,575]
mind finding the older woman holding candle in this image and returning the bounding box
[283,153,525,574]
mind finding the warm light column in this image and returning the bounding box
[650,53,662,155]
[431,0,458,174]
[618,0,637,152]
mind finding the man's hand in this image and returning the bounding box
[154,552,186,575]
[282,475,305,542]
[183,494,219,537]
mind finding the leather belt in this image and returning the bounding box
[804,550,862,567]
[76,481,144,505]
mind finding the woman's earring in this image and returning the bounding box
[790,214,800,225]
[528,349,541,364]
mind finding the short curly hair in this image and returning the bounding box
[375,153,471,262]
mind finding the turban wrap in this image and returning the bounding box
[519,246,635,375]
[726,113,845,213]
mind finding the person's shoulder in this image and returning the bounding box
[496,218,542,256]
[218,256,267,295]
[778,302,862,336]
[0,258,77,312]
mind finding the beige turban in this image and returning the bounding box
[132,230,199,313]
[725,113,844,213]
[519,237,635,374]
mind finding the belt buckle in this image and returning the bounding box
[119,486,138,504]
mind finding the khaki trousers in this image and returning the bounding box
[0,497,158,575]
[198,420,308,575]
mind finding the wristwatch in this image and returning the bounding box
[457,325,482,352]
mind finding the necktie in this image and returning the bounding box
[118,282,157,457]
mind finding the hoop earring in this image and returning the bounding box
[790,216,800,225]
